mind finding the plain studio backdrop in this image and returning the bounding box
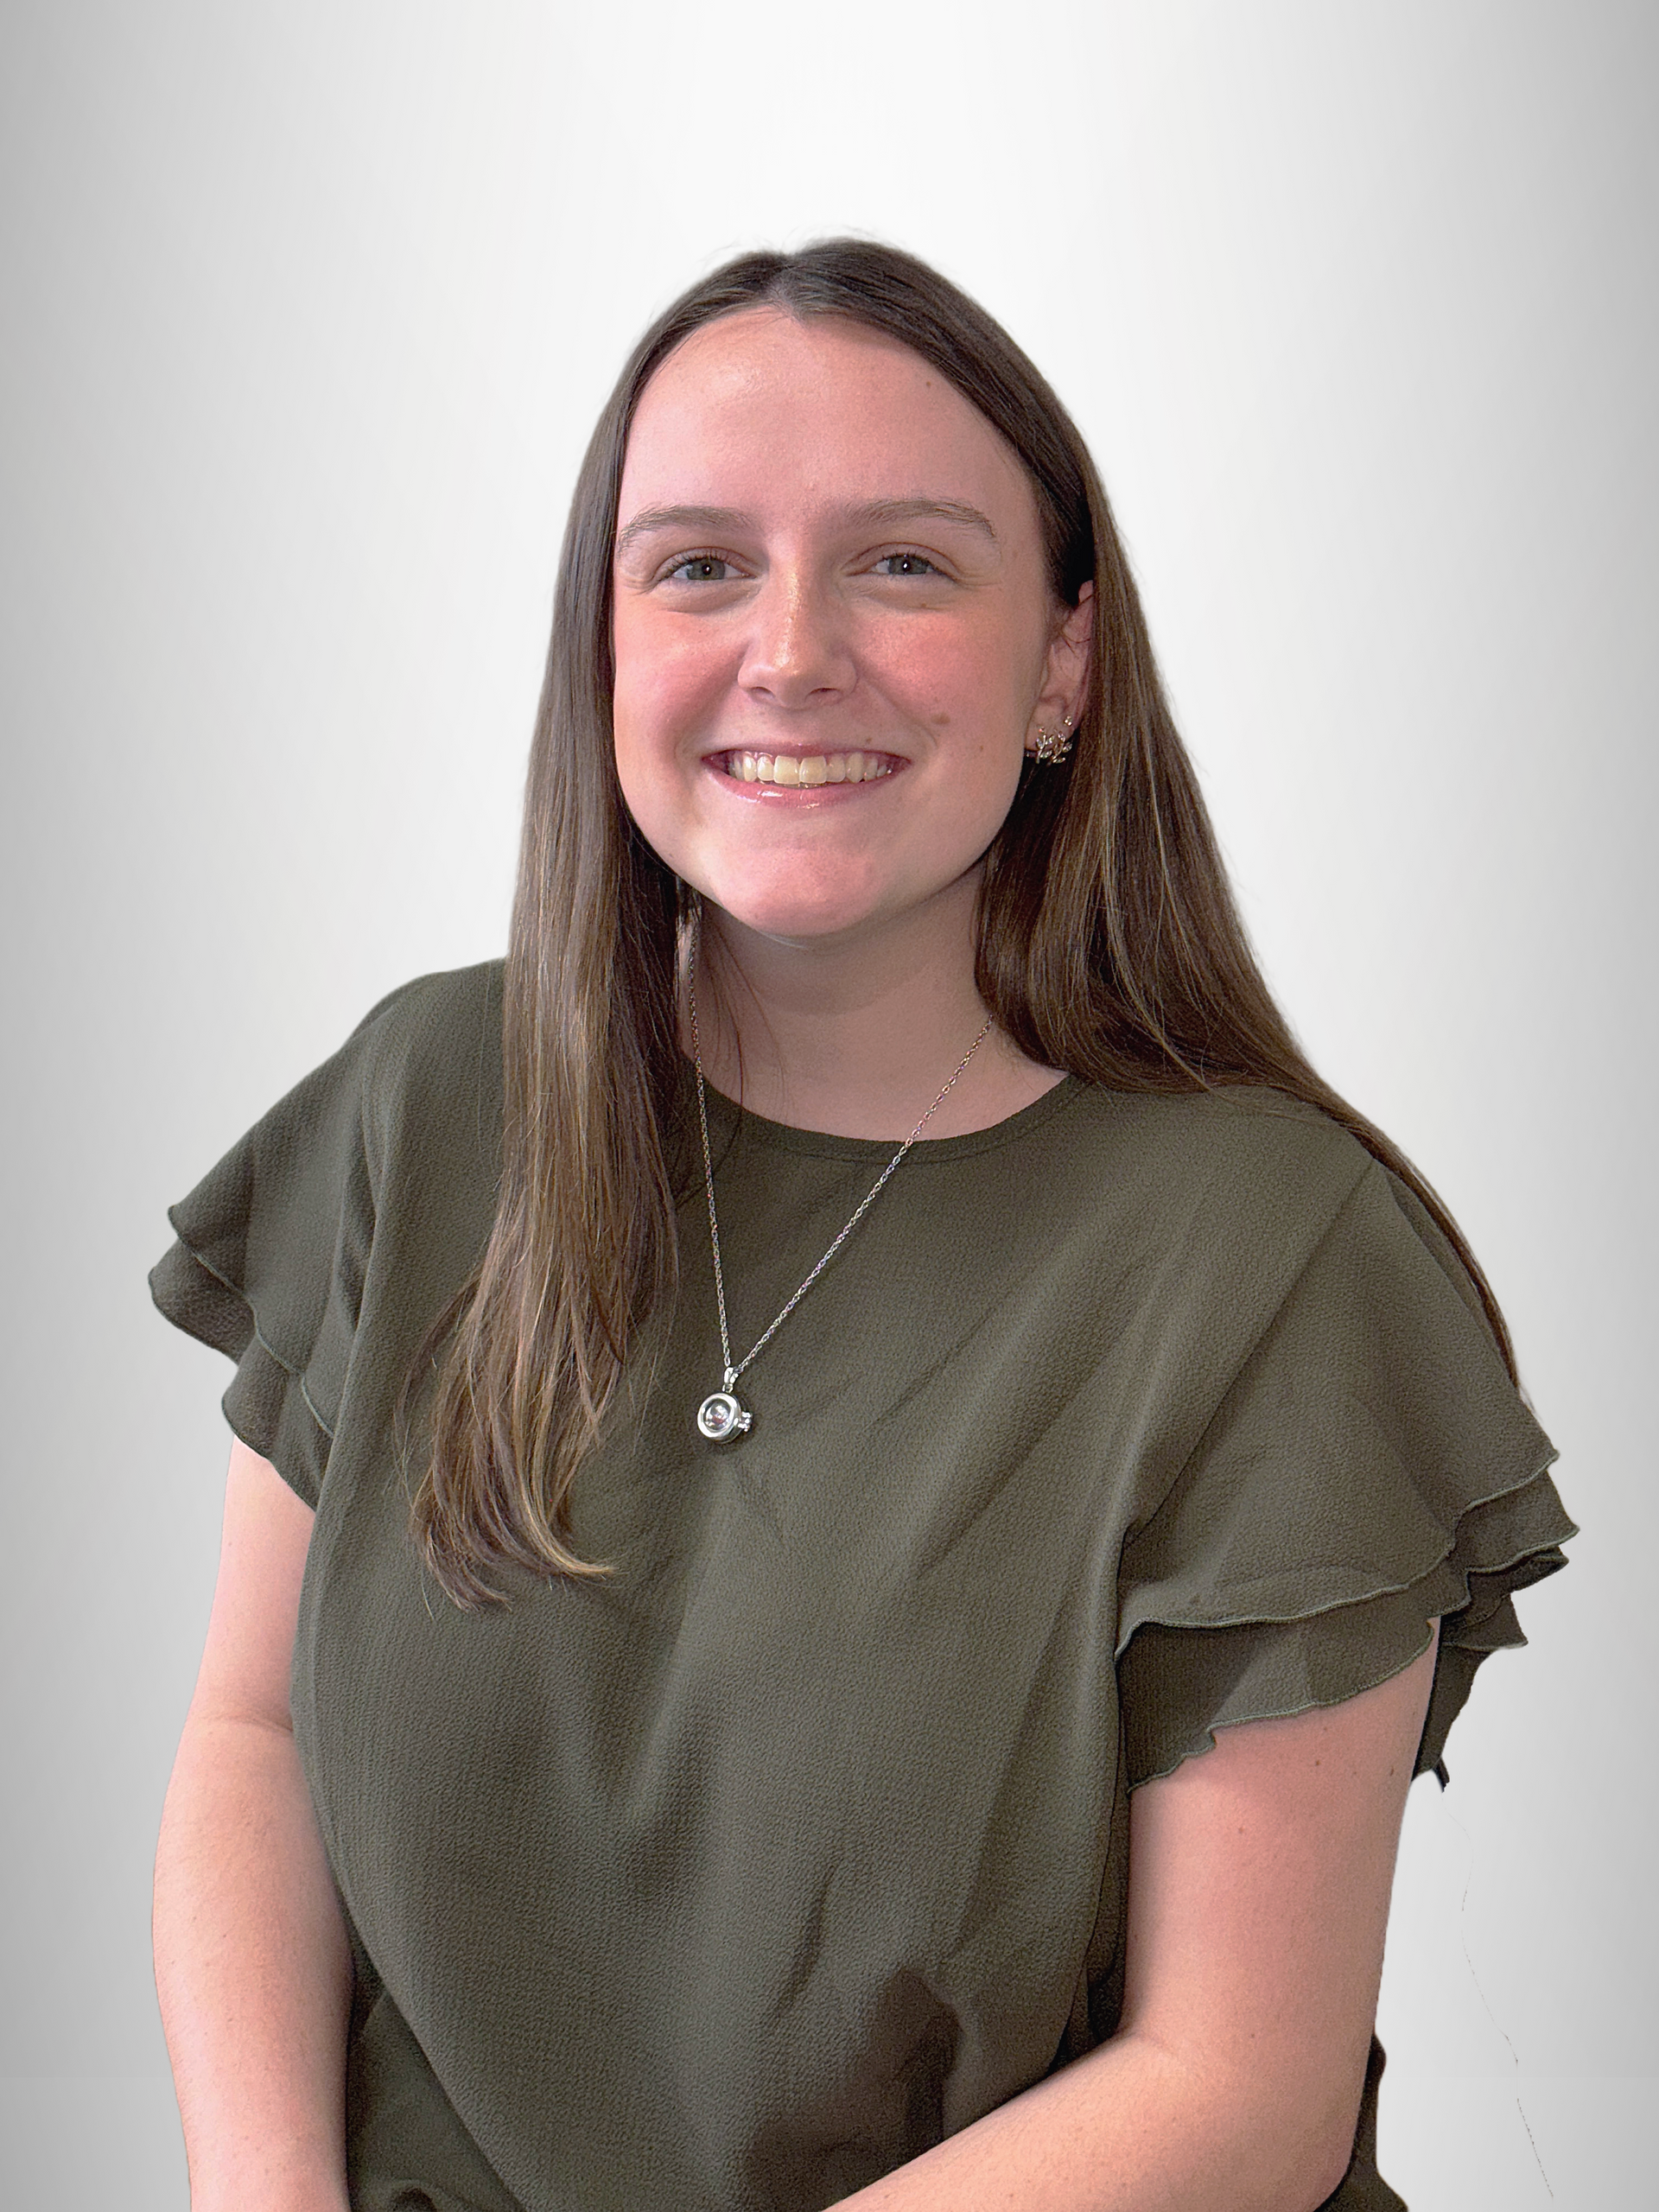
[2,3,1650,2205]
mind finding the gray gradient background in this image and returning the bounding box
[2,3,1651,2205]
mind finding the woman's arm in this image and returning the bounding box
[837,1630,1439,2212]
[154,1439,353,2212]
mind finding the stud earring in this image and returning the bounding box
[1029,715,1074,765]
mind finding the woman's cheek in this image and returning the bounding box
[890,613,1030,734]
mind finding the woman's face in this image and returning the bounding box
[611,307,1089,951]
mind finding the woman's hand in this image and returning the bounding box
[153,1440,353,2212]
[836,1631,1438,2212]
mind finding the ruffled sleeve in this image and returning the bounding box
[1116,1158,1574,1788]
[148,984,416,1508]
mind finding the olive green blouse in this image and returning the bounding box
[149,961,1573,2212]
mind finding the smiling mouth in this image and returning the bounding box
[716,749,899,787]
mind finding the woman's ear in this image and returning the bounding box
[1027,580,1096,749]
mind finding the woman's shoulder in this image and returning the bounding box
[347,957,505,1081]
[340,958,505,1152]
[1085,1075,1363,1147]
[1054,1077,1497,1326]
[1063,1077,1378,1219]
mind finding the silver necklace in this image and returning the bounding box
[688,949,994,1445]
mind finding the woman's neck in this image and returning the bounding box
[686,880,1065,1142]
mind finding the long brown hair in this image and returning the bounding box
[408,238,1514,1605]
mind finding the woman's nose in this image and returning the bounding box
[736,572,855,709]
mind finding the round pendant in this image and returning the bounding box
[696,1389,753,1443]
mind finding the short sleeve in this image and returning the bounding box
[1116,1159,1575,1788]
[148,987,413,1508]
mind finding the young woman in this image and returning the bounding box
[150,240,1573,2212]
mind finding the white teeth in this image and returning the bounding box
[724,749,893,785]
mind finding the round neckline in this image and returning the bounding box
[687,1063,1090,1165]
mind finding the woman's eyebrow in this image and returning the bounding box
[849,498,1000,545]
[614,498,1000,556]
[615,505,753,556]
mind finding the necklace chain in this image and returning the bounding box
[690,930,994,1408]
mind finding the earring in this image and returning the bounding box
[1029,715,1074,766]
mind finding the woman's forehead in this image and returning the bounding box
[619,307,1036,524]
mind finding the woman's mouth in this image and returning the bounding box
[715,749,898,787]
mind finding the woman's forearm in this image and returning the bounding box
[832,2027,1347,2212]
[838,1649,1436,2212]
[154,1710,353,2212]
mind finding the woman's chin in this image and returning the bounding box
[706,896,887,950]
[697,859,983,957]
[696,868,901,950]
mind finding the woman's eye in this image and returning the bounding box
[873,552,942,578]
[664,554,737,584]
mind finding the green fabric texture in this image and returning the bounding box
[150,962,1574,2212]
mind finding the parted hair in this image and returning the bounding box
[405,238,1514,1605]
